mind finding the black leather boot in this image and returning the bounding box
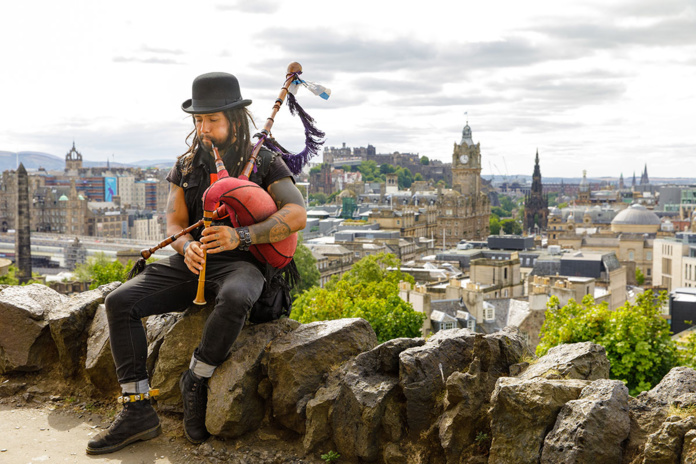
[86,396,161,455]
[179,370,211,443]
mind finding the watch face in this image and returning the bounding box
[459,154,469,164]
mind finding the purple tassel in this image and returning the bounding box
[282,93,325,175]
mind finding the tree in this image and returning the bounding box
[677,331,696,369]
[489,216,501,235]
[414,173,424,182]
[501,218,522,235]
[380,164,396,175]
[420,156,430,165]
[327,190,341,204]
[309,192,328,205]
[73,253,130,289]
[0,265,20,285]
[0,265,41,285]
[636,268,645,286]
[499,195,516,214]
[291,253,425,342]
[396,167,414,189]
[537,291,678,395]
[357,161,380,182]
[292,241,320,299]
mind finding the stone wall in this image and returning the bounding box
[2,283,696,463]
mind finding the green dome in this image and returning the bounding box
[58,195,69,201]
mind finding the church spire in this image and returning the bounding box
[524,150,548,233]
[533,149,541,179]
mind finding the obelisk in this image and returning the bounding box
[15,163,32,283]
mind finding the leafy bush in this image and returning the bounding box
[292,253,425,342]
[73,253,130,289]
[537,290,677,395]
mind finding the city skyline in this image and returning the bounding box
[1,0,694,178]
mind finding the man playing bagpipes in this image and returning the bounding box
[87,65,328,454]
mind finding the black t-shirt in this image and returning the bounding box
[165,147,294,243]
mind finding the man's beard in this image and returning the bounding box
[200,136,232,156]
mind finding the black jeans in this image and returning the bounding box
[104,252,265,384]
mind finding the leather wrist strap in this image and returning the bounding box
[236,227,252,251]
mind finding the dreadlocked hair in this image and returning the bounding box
[177,107,256,177]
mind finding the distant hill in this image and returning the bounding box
[0,151,64,171]
[0,151,172,172]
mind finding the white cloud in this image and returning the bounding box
[0,0,694,179]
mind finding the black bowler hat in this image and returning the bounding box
[181,72,252,114]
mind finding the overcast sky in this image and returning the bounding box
[1,0,694,178]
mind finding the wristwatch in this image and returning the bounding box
[236,227,252,251]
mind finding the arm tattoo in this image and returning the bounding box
[269,220,292,242]
[166,185,181,214]
[250,204,305,244]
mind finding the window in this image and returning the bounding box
[441,322,455,330]
[628,251,635,261]
[484,308,495,321]
[467,319,475,330]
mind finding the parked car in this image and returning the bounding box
[456,240,473,250]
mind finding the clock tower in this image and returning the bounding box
[452,124,481,195]
[434,121,490,244]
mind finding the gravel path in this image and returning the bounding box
[0,404,180,463]
[0,401,322,464]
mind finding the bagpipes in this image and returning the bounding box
[127,62,330,306]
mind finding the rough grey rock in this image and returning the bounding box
[624,367,696,464]
[681,429,696,464]
[382,442,408,464]
[303,370,343,454]
[643,416,696,464]
[399,329,475,435]
[541,379,630,464]
[400,328,525,436]
[266,318,378,434]
[84,304,119,395]
[145,313,182,378]
[437,329,526,463]
[674,393,696,410]
[329,338,424,461]
[47,282,120,377]
[488,377,590,464]
[0,284,64,373]
[151,304,214,410]
[206,318,300,438]
[648,368,696,405]
[438,358,493,463]
[519,341,610,381]
[0,380,27,397]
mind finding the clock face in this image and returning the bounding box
[459,154,469,164]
